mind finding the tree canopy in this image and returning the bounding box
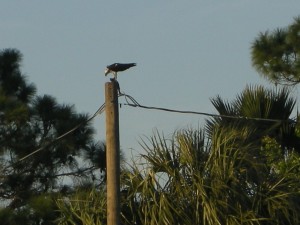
[3,15,300,224]
[56,15,300,225]
[57,126,300,225]
[0,49,105,224]
[251,17,300,85]
[207,85,300,152]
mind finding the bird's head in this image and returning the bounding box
[104,68,111,76]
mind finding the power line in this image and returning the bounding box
[16,103,105,163]
[3,90,297,167]
[120,93,296,124]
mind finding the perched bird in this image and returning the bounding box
[104,63,136,79]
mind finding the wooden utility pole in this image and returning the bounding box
[105,81,120,225]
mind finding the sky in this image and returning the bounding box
[1,1,300,160]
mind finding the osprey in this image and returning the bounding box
[104,63,136,79]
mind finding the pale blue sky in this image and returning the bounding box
[1,1,300,159]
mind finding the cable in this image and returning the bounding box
[4,90,296,167]
[120,93,296,124]
[17,103,106,162]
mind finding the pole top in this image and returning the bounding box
[105,79,120,94]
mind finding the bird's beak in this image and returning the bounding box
[104,68,110,76]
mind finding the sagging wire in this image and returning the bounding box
[15,103,106,163]
[119,92,296,124]
[4,88,296,168]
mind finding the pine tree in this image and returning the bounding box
[0,49,105,224]
[251,16,300,85]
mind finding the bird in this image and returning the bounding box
[104,63,136,80]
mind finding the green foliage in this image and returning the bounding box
[119,128,300,225]
[0,207,30,225]
[56,188,107,225]
[251,16,300,85]
[55,83,300,225]
[207,85,299,152]
[0,193,58,225]
[261,136,300,176]
[29,194,58,220]
[0,48,105,224]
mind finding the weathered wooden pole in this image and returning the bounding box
[105,80,120,225]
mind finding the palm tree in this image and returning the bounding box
[55,85,300,225]
[207,85,299,152]
[56,126,300,224]
[120,127,300,225]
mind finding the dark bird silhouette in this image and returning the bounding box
[104,63,136,79]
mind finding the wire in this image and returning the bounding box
[120,93,296,124]
[4,89,296,167]
[17,103,106,162]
